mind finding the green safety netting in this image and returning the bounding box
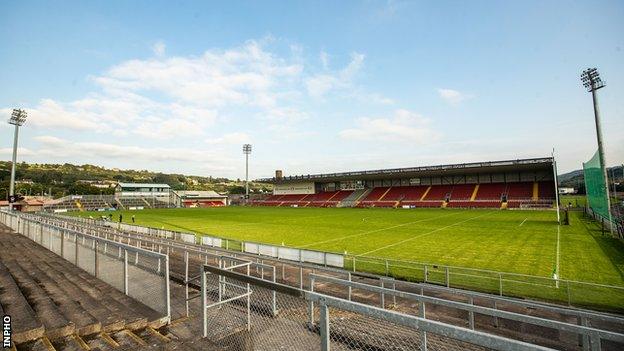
[583,150,611,220]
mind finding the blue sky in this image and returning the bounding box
[1,0,623,178]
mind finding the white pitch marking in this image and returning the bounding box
[357,211,494,256]
[299,211,464,249]
[519,218,528,227]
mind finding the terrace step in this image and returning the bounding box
[3,260,75,340]
[19,241,150,330]
[0,260,45,344]
[111,329,148,349]
[84,333,120,351]
[14,259,101,336]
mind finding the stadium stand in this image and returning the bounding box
[449,184,476,199]
[474,183,507,200]
[255,158,557,209]
[423,184,453,200]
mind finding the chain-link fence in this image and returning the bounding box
[0,211,170,324]
[200,264,564,351]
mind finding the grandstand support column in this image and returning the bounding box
[581,68,613,231]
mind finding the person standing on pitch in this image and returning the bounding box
[119,214,123,223]
[132,214,135,223]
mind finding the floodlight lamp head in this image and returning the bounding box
[8,109,27,126]
[243,144,252,154]
[581,68,605,92]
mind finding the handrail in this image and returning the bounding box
[311,273,624,343]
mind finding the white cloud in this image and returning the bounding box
[339,109,439,144]
[205,132,251,145]
[32,135,233,168]
[1,39,402,177]
[437,88,472,105]
[305,52,365,98]
[0,147,36,156]
[152,41,166,57]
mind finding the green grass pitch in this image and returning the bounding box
[74,206,623,287]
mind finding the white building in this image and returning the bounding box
[115,182,171,198]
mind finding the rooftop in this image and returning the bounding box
[116,182,171,188]
[258,157,554,184]
[173,190,226,198]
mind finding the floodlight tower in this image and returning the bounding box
[8,109,27,211]
[581,68,612,226]
[243,144,252,201]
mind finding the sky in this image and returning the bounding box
[1,1,623,179]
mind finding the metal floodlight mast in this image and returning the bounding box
[580,68,613,230]
[243,144,252,201]
[7,109,27,211]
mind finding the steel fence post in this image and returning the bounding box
[419,301,427,351]
[246,263,251,330]
[164,253,171,322]
[385,259,389,276]
[94,240,99,278]
[75,233,79,266]
[272,266,277,316]
[499,273,503,296]
[319,301,330,351]
[60,229,65,258]
[201,269,207,338]
[445,267,450,287]
[424,265,428,283]
[124,249,129,295]
[185,250,189,317]
[348,272,352,301]
[392,280,396,306]
[380,279,385,308]
[567,280,572,306]
[309,276,315,325]
[580,317,590,351]
[468,296,474,330]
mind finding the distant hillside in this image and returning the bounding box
[0,161,271,198]
[558,165,623,193]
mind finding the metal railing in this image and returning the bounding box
[310,273,624,350]
[0,211,171,324]
[201,264,556,351]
